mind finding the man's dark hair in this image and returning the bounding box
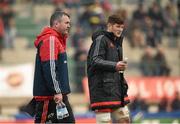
[107,14,124,25]
[50,11,70,27]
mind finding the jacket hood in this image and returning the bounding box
[92,30,115,42]
[34,27,67,48]
[92,29,125,46]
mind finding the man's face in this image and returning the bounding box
[56,15,71,35]
[108,23,124,37]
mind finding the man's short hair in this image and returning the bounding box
[50,11,70,27]
[107,14,124,25]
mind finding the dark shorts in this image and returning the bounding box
[34,95,75,123]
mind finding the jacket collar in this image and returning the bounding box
[104,31,116,41]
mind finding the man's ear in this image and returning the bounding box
[54,20,59,28]
[107,23,112,31]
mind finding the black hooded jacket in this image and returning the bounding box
[87,30,129,110]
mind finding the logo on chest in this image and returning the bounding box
[108,42,115,48]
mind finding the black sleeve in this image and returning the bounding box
[91,35,117,72]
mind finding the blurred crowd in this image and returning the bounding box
[0,0,180,109]
[0,0,16,60]
[129,91,180,112]
[128,1,179,48]
[140,46,171,76]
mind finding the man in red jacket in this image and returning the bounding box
[32,11,75,123]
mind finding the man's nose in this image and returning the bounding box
[120,28,124,31]
[68,24,70,28]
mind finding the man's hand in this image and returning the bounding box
[115,61,127,72]
[54,93,63,103]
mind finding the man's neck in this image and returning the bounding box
[106,28,111,33]
[52,27,65,37]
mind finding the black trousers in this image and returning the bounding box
[34,95,75,123]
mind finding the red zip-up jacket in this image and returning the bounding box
[33,27,70,100]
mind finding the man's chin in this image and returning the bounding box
[65,30,70,34]
[63,32,69,35]
[115,35,121,38]
[115,33,122,37]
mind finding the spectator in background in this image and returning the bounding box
[131,28,145,48]
[64,0,80,8]
[0,16,4,60]
[73,42,87,93]
[129,93,148,112]
[54,4,62,12]
[88,2,106,32]
[148,1,164,45]
[140,46,156,76]
[71,26,87,92]
[1,4,16,49]
[163,2,178,47]
[71,26,85,51]
[32,0,51,4]
[171,91,180,111]
[154,46,171,76]
[101,0,112,13]
[78,6,92,36]
[144,16,156,47]
[132,3,147,30]
[79,2,106,36]
[0,0,15,5]
[178,0,180,21]
[158,96,168,112]
[177,0,180,37]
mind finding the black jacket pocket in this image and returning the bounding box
[103,72,115,96]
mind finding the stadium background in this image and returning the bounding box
[0,0,180,123]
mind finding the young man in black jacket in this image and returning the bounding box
[87,14,130,123]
